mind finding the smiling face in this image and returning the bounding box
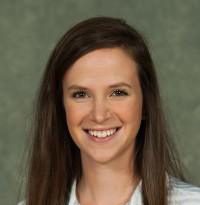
[62,47,143,165]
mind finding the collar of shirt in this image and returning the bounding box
[68,179,143,205]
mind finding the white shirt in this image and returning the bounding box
[68,176,200,205]
[17,175,200,205]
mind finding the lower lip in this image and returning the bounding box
[84,127,121,143]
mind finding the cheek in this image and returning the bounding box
[64,100,89,126]
[115,98,143,123]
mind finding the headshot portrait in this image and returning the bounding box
[16,16,200,205]
[0,1,200,205]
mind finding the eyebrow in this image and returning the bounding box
[67,82,132,91]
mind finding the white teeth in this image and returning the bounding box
[88,128,117,138]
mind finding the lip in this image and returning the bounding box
[83,127,122,143]
[83,127,120,131]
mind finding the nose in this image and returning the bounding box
[90,97,111,123]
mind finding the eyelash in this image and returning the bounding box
[71,89,129,99]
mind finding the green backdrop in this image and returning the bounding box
[0,0,200,204]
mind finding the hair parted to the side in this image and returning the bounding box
[25,16,186,205]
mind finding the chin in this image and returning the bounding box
[81,150,121,165]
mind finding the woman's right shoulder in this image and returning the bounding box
[17,200,25,205]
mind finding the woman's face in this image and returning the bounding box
[62,47,143,165]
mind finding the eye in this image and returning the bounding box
[111,89,128,97]
[71,90,89,98]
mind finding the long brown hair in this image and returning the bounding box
[24,16,185,205]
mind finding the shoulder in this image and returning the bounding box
[17,200,25,205]
[168,176,200,205]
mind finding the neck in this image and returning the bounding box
[77,154,140,205]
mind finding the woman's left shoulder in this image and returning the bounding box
[168,176,200,205]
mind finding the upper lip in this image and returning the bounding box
[83,127,121,131]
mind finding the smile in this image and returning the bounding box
[84,127,121,139]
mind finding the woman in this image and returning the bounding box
[19,16,200,205]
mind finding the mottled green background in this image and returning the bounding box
[0,0,200,204]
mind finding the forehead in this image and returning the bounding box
[63,47,139,86]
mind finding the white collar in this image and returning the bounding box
[68,179,143,205]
